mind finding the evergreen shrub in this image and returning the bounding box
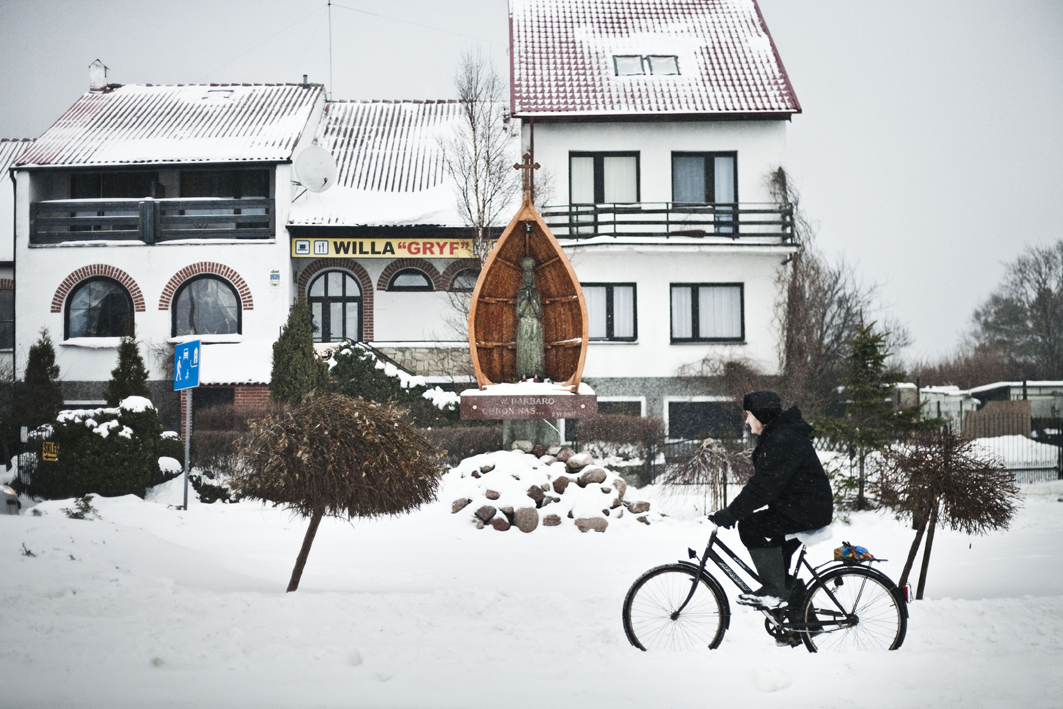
[30,397,163,499]
[424,425,503,467]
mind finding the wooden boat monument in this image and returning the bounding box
[460,156,597,425]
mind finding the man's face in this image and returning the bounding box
[745,410,764,435]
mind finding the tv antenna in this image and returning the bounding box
[293,146,338,200]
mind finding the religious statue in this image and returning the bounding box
[515,255,545,380]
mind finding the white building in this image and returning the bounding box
[10,82,326,429]
[8,0,802,442]
[510,0,800,438]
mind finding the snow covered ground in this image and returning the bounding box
[2,453,1061,709]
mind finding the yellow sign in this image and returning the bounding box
[292,238,487,259]
[42,441,58,462]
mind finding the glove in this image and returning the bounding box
[711,508,737,529]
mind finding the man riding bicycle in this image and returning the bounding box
[711,391,833,610]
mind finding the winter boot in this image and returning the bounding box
[737,547,789,609]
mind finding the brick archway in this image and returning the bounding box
[439,259,481,291]
[158,262,254,311]
[376,258,443,291]
[51,265,145,313]
[296,259,374,341]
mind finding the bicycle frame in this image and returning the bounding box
[676,526,859,634]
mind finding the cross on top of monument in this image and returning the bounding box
[514,152,540,193]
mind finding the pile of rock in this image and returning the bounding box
[447,445,654,533]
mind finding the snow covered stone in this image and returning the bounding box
[543,514,562,526]
[555,447,575,462]
[512,440,534,454]
[490,517,511,531]
[514,507,538,533]
[452,498,472,514]
[552,476,572,494]
[526,485,545,504]
[577,467,607,487]
[613,478,627,499]
[575,517,608,533]
[485,489,500,500]
[479,463,495,474]
[627,501,651,514]
[566,452,594,472]
[475,505,497,523]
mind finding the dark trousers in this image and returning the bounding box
[738,508,806,570]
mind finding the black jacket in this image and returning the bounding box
[727,407,833,528]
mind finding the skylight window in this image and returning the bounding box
[648,56,680,75]
[613,55,681,77]
[202,89,234,102]
[613,56,645,76]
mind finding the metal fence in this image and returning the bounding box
[960,413,1062,484]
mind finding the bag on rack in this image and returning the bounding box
[834,541,874,562]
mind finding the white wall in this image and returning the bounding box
[13,166,297,383]
[565,243,791,378]
[524,119,788,207]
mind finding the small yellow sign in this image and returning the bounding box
[42,441,58,462]
[291,238,489,259]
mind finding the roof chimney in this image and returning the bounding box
[302,74,308,89]
[89,59,108,91]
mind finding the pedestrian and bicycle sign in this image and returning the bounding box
[174,340,200,391]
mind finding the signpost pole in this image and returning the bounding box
[183,390,191,510]
[174,339,200,511]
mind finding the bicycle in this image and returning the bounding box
[622,525,909,653]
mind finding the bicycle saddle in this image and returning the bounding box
[785,525,833,546]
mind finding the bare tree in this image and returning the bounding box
[442,50,521,266]
[661,438,753,514]
[878,430,1020,599]
[971,239,1063,379]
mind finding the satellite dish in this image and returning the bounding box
[295,146,338,193]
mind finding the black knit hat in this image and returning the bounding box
[743,390,782,424]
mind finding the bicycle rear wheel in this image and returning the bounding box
[622,564,729,651]
[800,566,906,652]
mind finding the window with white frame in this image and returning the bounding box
[583,283,636,341]
[670,284,743,342]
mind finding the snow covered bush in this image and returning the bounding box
[29,396,164,500]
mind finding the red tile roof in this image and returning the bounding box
[510,0,800,117]
[16,84,323,167]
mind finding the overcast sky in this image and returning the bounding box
[2,0,1061,362]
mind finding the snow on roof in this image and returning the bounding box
[510,0,801,117]
[289,100,511,227]
[198,340,274,385]
[15,84,323,168]
[0,139,31,177]
[968,381,1063,395]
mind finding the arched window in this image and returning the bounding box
[308,270,362,342]
[387,268,433,292]
[449,269,479,292]
[172,276,241,336]
[66,277,134,339]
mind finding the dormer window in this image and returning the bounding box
[613,56,645,76]
[613,55,680,76]
[647,56,679,75]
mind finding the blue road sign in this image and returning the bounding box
[174,340,201,391]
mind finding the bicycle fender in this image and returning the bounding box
[676,560,732,629]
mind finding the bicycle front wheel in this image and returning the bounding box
[801,566,907,652]
[622,564,728,651]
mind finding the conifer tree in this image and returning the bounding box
[18,329,64,429]
[104,320,151,406]
[817,319,933,510]
[270,299,329,405]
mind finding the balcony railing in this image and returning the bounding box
[30,198,274,245]
[540,202,794,241]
